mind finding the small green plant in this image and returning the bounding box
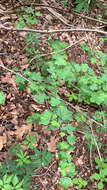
[84,130,102,150]
[73,177,87,189]
[92,157,107,189]
[4,7,106,189]
[0,91,5,105]
[92,169,107,189]
[0,174,24,190]
[75,0,89,13]
[16,150,31,167]
[0,135,53,189]
[58,124,77,189]
[59,177,73,189]
[59,160,77,177]
[31,148,53,170]
[24,134,36,149]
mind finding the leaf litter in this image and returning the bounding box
[0,0,107,189]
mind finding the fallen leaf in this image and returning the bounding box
[0,58,4,66]
[0,133,7,151]
[75,155,84,166]
[15,125,32,140]
[47,136,58,152]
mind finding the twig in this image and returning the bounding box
[0,64,31,83]
[41,0,73,27]
[90,123,103,161]
[30,37,86,62]
[0,64,106,129]
[90,140,93,169]
[73,11,107,25]
[32,161,56,177]
[0,24,107,35]
[46,91,106,129]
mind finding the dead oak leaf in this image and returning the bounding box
[0,133,7,151]
[75,155,84,166]
[15,124,32,140]
[47,136,58,152]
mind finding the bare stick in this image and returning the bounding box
[0,24,107,35]
[30,37,86,62]
[90,123,102,161]
[0,64,106,129]
[32,161,56,177]
[73,11,107,25]
[0,64,31,83]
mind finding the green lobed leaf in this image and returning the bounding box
[59,177,73,189]
[0,91,5,105]
[98,181,104,189]
[39,110,52,125]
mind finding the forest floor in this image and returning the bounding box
[0,0,107,190]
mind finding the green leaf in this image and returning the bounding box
[75,3,83,12]
[57,106,73,122]
[92,173,100,180]
[83,180,88,186]
[0,179,3,186]
[36,92,48,103]
[60,177,73,189]
[35,11,42,16]
[12,175,19,186]
[0,91,5,105]
[48,40,68,51]
[29,83,39,93]
[55,56,67,66]
[40,110,52,125]
[90,83,98,91]
[98,181,104,189]
[90,57,97,64]
[50,97,61,107]
[58,151,72,162]
[61,125,75,134]
[58,141,70,150]
[30,72,43,82]
[67,135,76,145]
[75,112,86,123]
[81,63,89,72]
[73,178,78,184]
[15,75,26,84]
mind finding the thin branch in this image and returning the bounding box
[0,64,106,129]
[30,37,86,62]
[32,161,56,177]
[90,123,103,161]
[47,91,106,129]
[0,24,107,35]
[73,11,107,25]
[0,64,31,83]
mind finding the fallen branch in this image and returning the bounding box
[0,64,106,129]
[30,37,86,62]
[0,24,107,35]
[72,11,107,25]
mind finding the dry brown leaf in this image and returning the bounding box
[74,105,81,112]
[15,124,32,140]
[1,74,17,90]
[0,133,7,151]
[75,155,84,166]
[0,58,4,66]
[31,104,42,112]
[47,136,58,152]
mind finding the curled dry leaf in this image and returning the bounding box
[15,124,32,140]
[47,136,58,152]
[75,155,84,166]
[0,133,7,151]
